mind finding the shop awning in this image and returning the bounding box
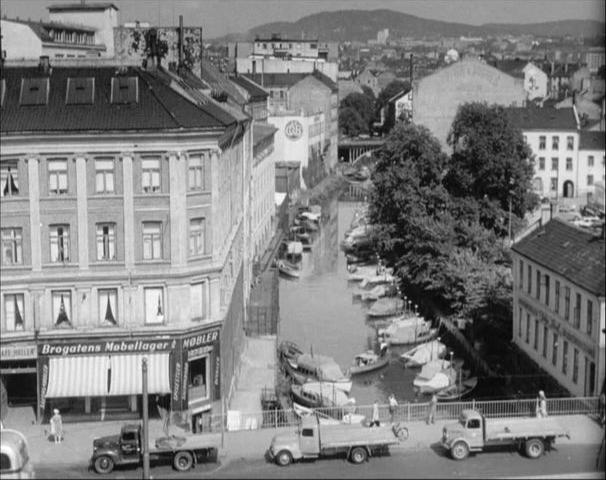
[108,353,170,396]
[45,356,109,398]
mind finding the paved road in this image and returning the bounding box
[37,442,604,479]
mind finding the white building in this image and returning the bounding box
[523,62,549,101]
[578,131,606,205]
[512,219,605,397]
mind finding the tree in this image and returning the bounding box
[376,79,410,109]
[339,92,375,135]
[339,107,368,137]
[445,102,538,219]
[360,85,375,101]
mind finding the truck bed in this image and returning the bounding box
[485,417,568,441]
[318,424,400,448]
[150,434,219,453]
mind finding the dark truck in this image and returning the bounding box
[90,424,217,474]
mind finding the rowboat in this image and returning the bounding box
[290,383,350,408]
[349,346,390,375]
[400,339,446,367]
[277,260,300,279]
[436,376,479,401]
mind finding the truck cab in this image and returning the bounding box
[442,409,486,455]
[92,424,142,472]
[269,416,321,465]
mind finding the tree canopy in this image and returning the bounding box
[376,79,410,108]
[339,107,368,137]
[339,92,375,135]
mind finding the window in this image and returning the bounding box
[527,264,532,295]
[95,159,114,193]
[19,77,49,105]
[538,157,545,170]
[587,175,594,186]
[574,293,581,329]
[467,419,480,429]
[539,136,546,150]
[555,280,560,314]
[542,326,548,358]
[1,228,23,265]
[552,333,558,366]
[564,286,570,321]
[188,155,208,191]
[587,300,593,336]
[142,159,160,193]
[302,429,314,437]
[544,274,550,306]
[49,225,70,262]
[566,136,574,150]
[142,222,162,260]
[66,77,94,105]
[48,160,68,194]
[518,307,522,337]
[98,288,118,325]
[588,155,594,167]
[533,319,539,350]
[4,293,25,331]
[552,136,559,150]
[550,177,557,191]
[189,218,206,256]
[144,287,164,324]
[111,76,138,104]
[96,223,116,261]
[525,313,530,343]
[562,340,568,375]
[519,260,524,289]
[536,269,541,300]
[572,348,579,384]
[52,290,72,327]
[566,157,572,171]
[190,282,206,321]
[551,158,558,171]
[0,162,19,197]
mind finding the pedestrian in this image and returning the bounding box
[370,400,380,427]
[426,394,438,425]
[50,408,63,444]
[156,395,170,436]
[535,390,548,418]
[388,393,398,423]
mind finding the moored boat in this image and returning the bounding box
[367,297,404,318]
[349,344,390,375]
[294,353,352,393]
[278,340,303,364]
[400,339,446,367]
[290,383,349,408]
[378,316,437,346]
[277,260,300,279]
[436,376,479,401]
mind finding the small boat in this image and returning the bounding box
[298,210,321,223]
[347,264,380,281]
[378,316,437,346]
[414,370,457,394]
[436,376,479,401]
[367,297,404,318]
[292,402,340,424]
[354,284,394,301]
[353,166,370,181]
[290,225,311,243]
[293,353,352,393]
[277,260,300,279]
[300,219,319,232]
[284,241,303,262]
[346,252,376,266]
[349,345,390,375]
[400,340,446,368]
[359,272,396,289]
[278,340,304,364]
[290,383,349,408]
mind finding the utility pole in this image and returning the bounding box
[142,358,150,479]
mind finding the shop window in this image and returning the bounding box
[49,225,70,263]
[48,160,68,195]
[99,288,118,326]
[4,293,25,331]
[189,218,206,256]
[144,287,164,324]
[142,222,162,260]
[0,162,19,197]
[141,158,160,193]
[96,223,116,261]
[95,159,115,193]
[52,290,72,327]
[190,282,206,321]
[1,228,23,265]
[189,356,209,399]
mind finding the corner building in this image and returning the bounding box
[0,62,250,430]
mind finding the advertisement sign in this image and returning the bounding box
[1,344,37,360]
[284,120,303,140]
[38,338,176,356]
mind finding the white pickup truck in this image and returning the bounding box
[441,409,570,460]
[268,414,408,466]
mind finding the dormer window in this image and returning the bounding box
[66,77,94,104]
[19,78,49,106]
[111,76,138,104]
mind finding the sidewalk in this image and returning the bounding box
[4,411,603,470]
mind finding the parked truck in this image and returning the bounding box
[267,414,408,466]
[90,424,217,474]
[441,409,570,461]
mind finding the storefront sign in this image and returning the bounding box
[182,328,220,350]
[173,361,182,404]
[284,120,303,140]
[38,339,175,356]
[1,344,37,360]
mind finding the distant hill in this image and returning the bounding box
[211,9,604,42]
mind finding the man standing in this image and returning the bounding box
[426,394,438,425]
[388,394,398,423]
[535,390,548,418]
[50,409,63,443]
[370,400,380,427]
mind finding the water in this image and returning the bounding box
[279,197,433,406]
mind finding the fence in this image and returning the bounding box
[196,396,600,433]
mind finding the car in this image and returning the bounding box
[558,204,576,213]
[571,216,602,228]
[0,429,35,479]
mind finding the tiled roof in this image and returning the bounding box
[0,66,236,133]
[253,123,277,147]
[505,107,577,131]
[492,59,528,79]
[512,219,605,295]
[580,130,606,150]
[48,3,118,11]
[243,71,337,93]
[230,75,269,101]
[199,59,248,105]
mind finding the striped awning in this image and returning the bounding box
[45,356,109,398]
[108,353,170,396]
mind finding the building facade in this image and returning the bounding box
[0,62,250,430]
[511,219,605,397]
[578,131,606,205]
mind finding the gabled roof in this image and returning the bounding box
[492,59,528,79]
[48,3,118,11]
[512,219,605,295]
[230,75,269,101]
[505,107,578,131]
[579,130,606,151]
[242,71,337,93]
[0,66,236,134]
[387,88,411,104]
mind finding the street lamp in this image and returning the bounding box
[408,300,412,314]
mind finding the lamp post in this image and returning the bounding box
[142,358,150,480]
[449,351,454,380]
[408,300,412,314]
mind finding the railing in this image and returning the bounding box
[197,396,600,433]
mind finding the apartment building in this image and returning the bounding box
[511,219,605,397]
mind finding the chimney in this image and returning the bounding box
[178,15,184,69]
[38,55,51,75]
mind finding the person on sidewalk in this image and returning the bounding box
[370,400,380,427]
[156,395,171,436]
[535,390,548,418]
[50,409,63,444]
[426,394,438,425]
[388,394,398,423]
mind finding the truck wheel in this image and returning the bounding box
[350,447,368,464]
[525,438,545,459]
[173,451,194,471]
[93,455,115,474]
[451,441,469,461]
[276,450,293,466]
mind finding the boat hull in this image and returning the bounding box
[349,355,389,375]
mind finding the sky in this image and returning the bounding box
[1,0,605,39]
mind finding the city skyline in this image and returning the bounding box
[0,0,604,39]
